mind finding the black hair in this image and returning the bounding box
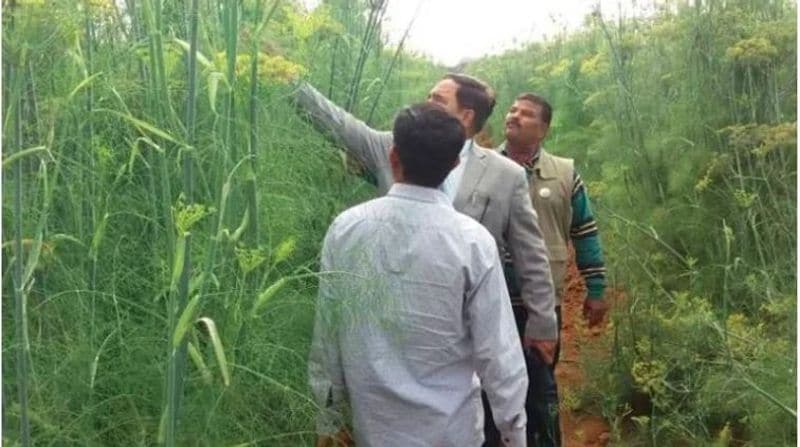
[443,73,496,133]
[516,92,553,125]
[393,102,466,188]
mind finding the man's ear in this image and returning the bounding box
[461,109,476,134]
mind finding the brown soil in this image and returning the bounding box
[556,254,613,447]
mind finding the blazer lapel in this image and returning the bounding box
[453,143,488,211]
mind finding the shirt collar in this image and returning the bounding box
[460,138,473,159]
[388,183,453,207]
[500,142,541,170]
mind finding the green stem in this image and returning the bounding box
[12,50,32,447]
[366,1,420,125]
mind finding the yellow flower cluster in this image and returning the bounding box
[733,189,757,209]
[755,122,796,157]
[549,58,572,78]
[720,122,796,157]
[725,313,758,358]
[579,52,608,77]
[235,247,267,274]
[86,0,113,9]
[284,4,343,41]
[272,236,297,265]
[695,154,730,193]
[213,52,306,84]
[587,180,607,198]
[173,200,216,234]
[631,359,667,398]
[258,53,307,84]
[726,37,778,66]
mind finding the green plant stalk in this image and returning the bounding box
[771,65,782,122]
[12,54,32,447]
[327,37,339,99]
[26,60,40,142]
[142,0,175,267]
[184,0,200,200]
[721,219,731,353]
[345,0,387,113]
[165,232,191,446]
[84,6,101,356]
[219,0,241,226]
[223,0,238,165]
[245,2,264,247]
[197,156,250,303]
[163,1,202,443]
[366,2,420,125]
[151,0,176,126]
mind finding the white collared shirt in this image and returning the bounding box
[440,138,473,201]
[309,183,528,447]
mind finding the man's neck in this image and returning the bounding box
[505,140,541,164]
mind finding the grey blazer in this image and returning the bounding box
[295,82,557,340]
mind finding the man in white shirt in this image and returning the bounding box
[308,103,528,447]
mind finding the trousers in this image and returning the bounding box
[483,305,562,447]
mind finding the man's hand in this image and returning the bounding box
[523,338,557,365]
[583,299,607,327]
[315,428,353,447]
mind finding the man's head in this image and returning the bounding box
[390,102,466,188]
[427,73,496,137]
[504,93,552,148]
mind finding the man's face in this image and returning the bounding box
[504,99,549,146]
[427,79,472,133]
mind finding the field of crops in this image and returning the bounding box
[2,1,796,446]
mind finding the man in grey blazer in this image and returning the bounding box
[295,74,558,445]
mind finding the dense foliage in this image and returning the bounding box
[467,1,796,444]
[2,0,795,446]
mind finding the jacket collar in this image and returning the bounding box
[498,142,558,180]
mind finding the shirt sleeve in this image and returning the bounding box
[506,167,558,340]
[293,81,391,177]
[467,239,528,447]
[569,171,606,300]
[308,229,348,435]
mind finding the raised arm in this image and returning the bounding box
[506,168,558,342]
[468,240,528,447]
[294,82,392,183]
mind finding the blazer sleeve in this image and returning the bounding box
[294,81,391,177]
[506,167,558,340]
[467,240,528,447]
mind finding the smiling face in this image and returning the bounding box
[504,98,550,147]
[427,79,475,135]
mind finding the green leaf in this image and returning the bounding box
[172,294,201,348]
[95,108,186,147]
[2,146,50,169]
[207,71,224,113]
[197,317,230,386]
[172,38,212,68]
[88,213,109,262]
[169,234,187,292]
[187,341,213,385]
[68,72,103,101]
[251,277,289,317]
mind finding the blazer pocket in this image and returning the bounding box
[462,192,491,223]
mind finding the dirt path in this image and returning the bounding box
[556,256,612,447]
